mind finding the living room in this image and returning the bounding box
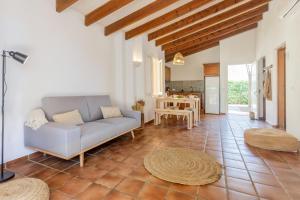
[1,0,300,200]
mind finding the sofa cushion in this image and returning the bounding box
[42,96,90,122]
[85,95,112,121]
[80,122,119,150]
[53,110,84,125]
[101,106,122,119]
[24,122,81,158]
[98,117,139,134]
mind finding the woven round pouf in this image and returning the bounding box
[245,128,299,152]
[0,178,49,200]
[144,148,222,185]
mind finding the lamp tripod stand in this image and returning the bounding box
[0,50,28,182]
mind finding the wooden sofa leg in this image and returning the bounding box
[131,130,135,139]
[80,153,84,167]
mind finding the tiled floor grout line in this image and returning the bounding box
[230,117,296,200]
[89,139,170,200]
[27,159,78,181]
[255,150,294,200]
[15,158,84,200]
[27,153,51,163]
[29,157,79,172]
[218,118,231,200]
[197,121,210,200]
[226,118,261,199]
[202,126,209,153]
[8,158,69,179]
[236,118,295,200]
[9,115,300,200]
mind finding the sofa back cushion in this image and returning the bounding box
[42,96,90,122]
[101,106,122,119]
[86,95,112,121]
[42,95,112,122]
[53,109,84,125]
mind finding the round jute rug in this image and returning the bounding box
[0,178,49,200]
[144,147,222,185]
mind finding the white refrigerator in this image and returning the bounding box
[205,76,220,114]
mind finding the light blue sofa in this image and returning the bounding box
[24,95,141,167]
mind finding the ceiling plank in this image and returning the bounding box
[148,0,245,41]
[155,0,270,45]
[85,0,134,26]
[165,23,258,60]
[104,0,179,36]
[165,15,262,55]
[125,0,213,40]
[162,5,268,50]
[165,42,219,62]
[56,0,78,12]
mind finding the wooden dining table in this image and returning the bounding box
[155,96,201,123]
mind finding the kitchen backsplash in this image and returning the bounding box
[165,80,204,92]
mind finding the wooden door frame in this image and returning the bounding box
[277,46,286,129]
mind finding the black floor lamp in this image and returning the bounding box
[1,50,28,183]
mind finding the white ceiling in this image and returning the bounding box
[67,0,257,40]
[70,0,225,33]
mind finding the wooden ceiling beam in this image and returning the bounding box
[165,15,262,55]
[156,0,270,46]
[149,0,246,41]
[56,0,78,12]
[104,0,179,36]
[85,0,134,26]
[125,0,213,40]
[165,23,258,60]
[166,23,258,59]
[165,42,219,62]
[162,5,268,50]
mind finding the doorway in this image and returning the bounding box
[277,47,286,130]
[227,64,252,115]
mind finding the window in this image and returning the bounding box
[151,57,163,96]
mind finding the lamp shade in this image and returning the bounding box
[9,51,29,64]
[173,52,184,65]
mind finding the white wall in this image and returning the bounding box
[112,32,126,109]
[0,0,114,162]
[142,37,165,122]
[256,0,300,139]
[112,34,164,123]
[220,29,257,113]
[168,46,220,81]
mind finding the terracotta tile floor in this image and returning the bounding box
[5,114,300,200]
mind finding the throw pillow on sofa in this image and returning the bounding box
[101,106,123,119]
[53,110,84,125]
